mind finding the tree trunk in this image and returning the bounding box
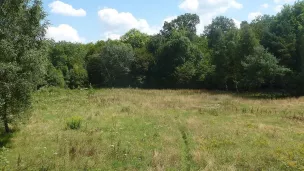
[235,81,239,93]
[4,117,10,133]
[3,103,10,133]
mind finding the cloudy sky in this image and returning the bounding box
[44,0,297,43]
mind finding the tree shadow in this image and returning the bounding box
[139,87,294,100]
[201,89,292,100]
[0,130,13,148]
[233,92,291,100]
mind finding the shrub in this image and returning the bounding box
[66,116,82,130]
[46,65,65,88]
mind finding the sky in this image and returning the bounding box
[43,0,298,43]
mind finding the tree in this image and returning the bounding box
[121,29,154,87]
[211,29,239,90]
[203,16,240,90]
[204,16,237,48]
[193,36,214,84]
[0,0,47,133]
[86,54,103,86]
[242,46,290,90]
[94,41,135,87]
[47,42,88,88]
[153,30,206,87]
[225,29,241,91]
[85,40,105,58]
[235,22,259,90]
[69,64,88,88]
[250,15,274,41]
[131,47,155,87]
[121,29,150,48]
[161,13,200,40]
[239,22,259,57]
[46,64,65,88]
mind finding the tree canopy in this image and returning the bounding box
[0,0,47,133]
[42,2,304,95]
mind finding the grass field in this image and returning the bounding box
[1,88,304,170]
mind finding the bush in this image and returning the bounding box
[69,64,88,89]
[66,116,82,130]
[46,65,65,88]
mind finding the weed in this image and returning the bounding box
[208,109,219,116]
[121,106,131,114]
[206,137,236,149]
[66,116,82,130]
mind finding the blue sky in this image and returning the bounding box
[43,0,297,43]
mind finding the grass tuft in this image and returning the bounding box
[66,116,83,130]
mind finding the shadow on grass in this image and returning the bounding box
[0,131,13,148]
[130,87,295,100]
[200,90,292,100]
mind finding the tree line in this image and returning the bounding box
[46,1,304,95]
[1,0,304,132]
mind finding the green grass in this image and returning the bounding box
[1,88,304,170]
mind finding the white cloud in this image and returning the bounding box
[274,5,283,12]
[179,0,243,12]
[164,16,177,23]
[274,0,296,4]
[46,24,85,43]
[179,0,243,33]
[98,8,160,40]
[179,0,199,11]
[261,3,269,8]
[248,12,262,21]
[49,1,86,17]
[273,0,297,12]
[103,32,121,40]
[233,18,241,28]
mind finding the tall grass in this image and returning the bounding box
[1,88,304,170]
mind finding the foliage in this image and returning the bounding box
[161,13,200,40]
[204,16,237,48]
[86,54,103,86]
[242,46,291,89]
[153,30,206,87]
[46,65,65,88]
[0,0,47,133]
[5,1,304,99]
[87,41,135,87]
[131,47,155,87]
[121,29,150,48]
[66,116,82,130]
[47,41,88,88]
[43,1,304,95]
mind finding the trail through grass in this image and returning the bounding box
[1,88,304,170]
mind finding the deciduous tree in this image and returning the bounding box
[0,0,47,133]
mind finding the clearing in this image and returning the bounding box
[1,88,304,170]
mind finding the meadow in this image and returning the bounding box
[1,88,304,170]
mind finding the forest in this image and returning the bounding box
[41,1,304,95]
[2,1,304,93]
